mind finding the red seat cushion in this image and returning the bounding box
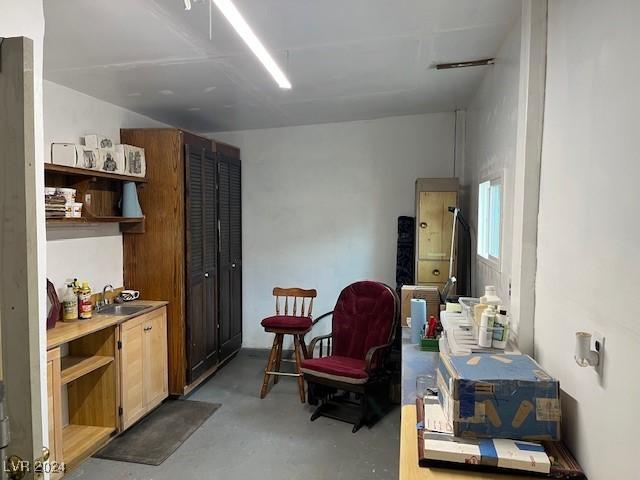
[261,315,312,331]
[301,355,368,384]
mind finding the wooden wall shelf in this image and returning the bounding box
[45,163,147,183]
[46,216,145,232]
[61,355,114,385]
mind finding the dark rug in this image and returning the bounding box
[93,400,221,466]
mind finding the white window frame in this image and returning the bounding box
[477,175,503,271]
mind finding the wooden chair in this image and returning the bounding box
[260,287,317,402]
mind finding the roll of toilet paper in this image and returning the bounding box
[410,298,427,343]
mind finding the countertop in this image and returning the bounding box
[399,327,535,480]
[47,300,169,349]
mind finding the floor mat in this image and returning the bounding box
[93,400,221,466]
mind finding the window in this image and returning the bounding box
[477,178,502,265]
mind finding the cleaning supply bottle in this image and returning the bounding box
[62,283,78,321]
[78,281,93,320]
[492,308,509,349]
[478,304,496,348]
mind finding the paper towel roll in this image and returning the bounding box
[410,298,427,343]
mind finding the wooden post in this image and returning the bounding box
[0,37,44,478]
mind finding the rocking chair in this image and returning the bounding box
[301,281,399,432]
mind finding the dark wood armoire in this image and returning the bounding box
[121,128,242,395]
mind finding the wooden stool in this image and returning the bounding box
[259,288,317,402]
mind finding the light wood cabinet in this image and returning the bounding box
[47,348,64,478]
[119,307,168,430]
[415,179,459,288]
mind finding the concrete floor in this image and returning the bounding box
[67,350,400,480]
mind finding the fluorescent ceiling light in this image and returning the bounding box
[211,0,292,89]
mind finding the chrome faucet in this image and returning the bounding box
[97,284,114,311]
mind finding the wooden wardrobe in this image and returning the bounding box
[121,128,242,395]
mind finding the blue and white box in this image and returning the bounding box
[437,353,561,440]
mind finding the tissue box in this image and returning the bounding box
[97,148,124,174]
[437,352,561,440]
[82,134,115,150]
[401,285,440,327]
[121,144,146,177]
[51,143,77,166]
[75,145,99,170]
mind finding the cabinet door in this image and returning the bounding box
[143,308,168,410]
[417,191,457,261]
[47,348,63,476]
[185,145,207,383]
[202,149,219,369]
[120,316,146,430]
[217,153,242,360]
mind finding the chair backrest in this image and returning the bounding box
[331,281,398,361]
[273,287,317,318]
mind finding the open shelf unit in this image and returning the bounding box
[48,327,119,475]
[45,163,146,233]
[61,355,114,385]
[62,424,115,470]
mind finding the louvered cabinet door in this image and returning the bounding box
[202,149,219,370]
[185,145,207,383]
[217,153,242,360]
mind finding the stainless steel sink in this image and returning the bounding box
[95,304,151,316]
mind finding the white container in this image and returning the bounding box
[478,305,496,348]
[76,145,99,170]
[82,134,114,150]
[480,285,501,306]
[64,203,73,218]
[58,187,76,203]
[71,202,83,218]
[492,309,509,349]
[44,187,57,196]
[51,143,77,167]
[97,148,125,174]
[122,144,146,177]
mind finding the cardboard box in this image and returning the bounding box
[75,145,99,170]
[82,134,114,150]
[120,144,146,177]
[401,285,440,327]
[97,148,125,174]
[437,352,561,440]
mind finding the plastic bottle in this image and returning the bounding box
[480,285,501,306]
[62,283,78,321]
[492,308,509,349]
[78,281,93,320]
[478,305,496,348]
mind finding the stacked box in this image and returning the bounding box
[437,352,561,440]
[400,285,440,327]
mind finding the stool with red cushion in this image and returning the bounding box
[301,281,398,432]
[259,287,317,402]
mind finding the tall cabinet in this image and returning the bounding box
[121,128,242,395]
[414,178,459,290]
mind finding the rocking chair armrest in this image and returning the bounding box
[308,333,332,359]
[312,310,334,326]
[364,342,393,373]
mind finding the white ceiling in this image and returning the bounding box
[43,0,520,132]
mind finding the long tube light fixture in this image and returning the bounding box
[211,0,292,89]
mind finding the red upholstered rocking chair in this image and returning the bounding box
[301,281,399,433]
